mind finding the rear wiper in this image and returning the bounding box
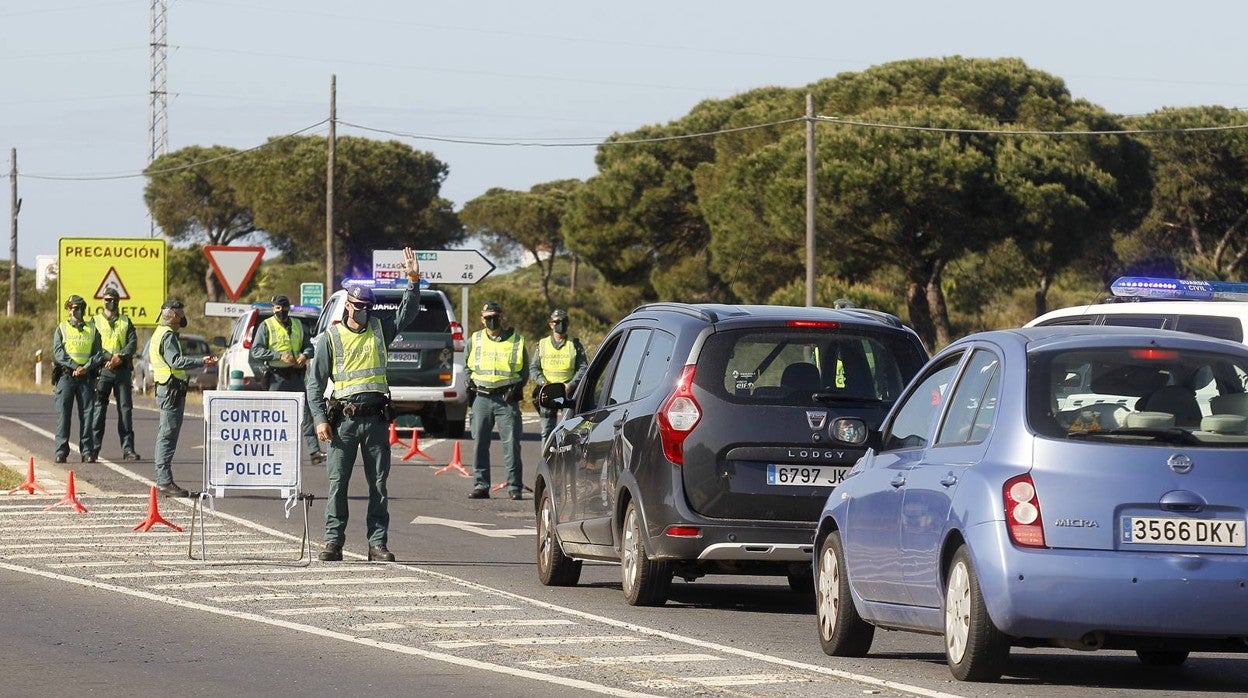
[812,392,882,404]
[1066,428,1201,445]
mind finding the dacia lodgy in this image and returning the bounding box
[533,302,928,605]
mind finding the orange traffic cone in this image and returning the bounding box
[434,441,472,477]
[401,428,434,462]
[133,485,183,532]
[491,482,535,493]
[388,421,400,446]
[43,470,88,513]
[6,457,49,495]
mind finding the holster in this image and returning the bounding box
[326,398,344,429]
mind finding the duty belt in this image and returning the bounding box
[342,402,384,419]
[474,384,516,396]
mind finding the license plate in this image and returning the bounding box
[390,352,422,366]
[1121,516,1246,547]
[766,464,848,487]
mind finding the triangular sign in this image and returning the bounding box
[204,246,265,302]
[94,267,130,300]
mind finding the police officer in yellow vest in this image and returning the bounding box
[250,294,324,465]
[466,300,529,500]
[150,299,219,497]
[306,248,424,563]
[91,287,141,462]
[529,308,588,443]
[52,294,107,463]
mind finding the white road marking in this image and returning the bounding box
[148,576,429,589]
[411,619,577,629]
[429,635,645,649]
[267,603,508,616]
[633,674,813,689]
[0,560,660,698]
[349,622,406,631]
[587,654,723,665]
[411,515,535,538]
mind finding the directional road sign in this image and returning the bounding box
[300,282,323,309]
[373,249,496,285]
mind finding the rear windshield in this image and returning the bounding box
[1028,346,1248,446]
[182,337,210,355]
[695,327,927,406]
[369,293,451,333]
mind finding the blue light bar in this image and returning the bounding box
[1110,276,1248,302]
[341,277,430,289]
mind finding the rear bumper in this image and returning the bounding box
[967,522,1248,640]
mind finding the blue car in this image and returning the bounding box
[814,325,1248,682]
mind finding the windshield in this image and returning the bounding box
[1027,345,1248,446]
[369,294,451,333]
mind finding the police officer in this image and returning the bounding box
[250,295,325,465]
[306,247,423,563]
[150,299,219,497]
[52,294,106,463]
[466,300,529,500]
[92,287,141,462]
[529,308,588,443]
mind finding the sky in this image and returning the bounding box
[3,0,1247,270]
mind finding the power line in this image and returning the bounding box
[814,114,1248,136]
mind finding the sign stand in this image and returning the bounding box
[188,391,311,563]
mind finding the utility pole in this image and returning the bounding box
[149,0,169,237]
[9,148,18,317]
[804,93,816,307]
[325,74,336,292]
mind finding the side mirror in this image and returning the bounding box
[536,382,567,410]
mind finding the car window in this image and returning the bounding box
[366,294,451,333]
[580,333,623,413]
[1173,315,1243,343]
[936,349,1001,446]
[633,329,676,401]
[182,338,209,355]
[1103,314,1166,329]
[606,329,651,405]
[880,353,965,452]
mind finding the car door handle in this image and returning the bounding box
[940,474,958,487]
[613,411,628,430]
[890,474,906,488]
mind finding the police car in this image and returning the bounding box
[312,278,468,438]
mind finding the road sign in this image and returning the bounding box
[373,249,496,285]
[205,302,254,318]
[300,282,323,309]
[57,238,167,327]
[204,246,264,301]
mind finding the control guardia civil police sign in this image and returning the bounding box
[203,391,303,497]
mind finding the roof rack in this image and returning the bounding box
[1110,276,1248,302]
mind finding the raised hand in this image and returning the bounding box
[403,246,421,283]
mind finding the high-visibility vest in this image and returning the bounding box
[58,320,97,366]
[149,325,187,384]
[538,336,577,383]
[93,313,132,354]
[326,319,388,399]
[468,329,524,388]
[261,316,304,367]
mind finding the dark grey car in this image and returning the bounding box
[534,302,928,605]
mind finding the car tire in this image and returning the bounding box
[1136,649,1189,666]
[944,545,1010,681]
[536,488,581,586]
[816,531,874,657]
[620,501,671,606]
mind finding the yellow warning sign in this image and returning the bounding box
[57,238,167,327]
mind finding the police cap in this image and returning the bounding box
[346,286,375,305]
[549,308,569,322]
[481,300,502,316]
[271,294,291,307]
[64,294,86,309]
[101,287,121,301]
[161,298,184,310]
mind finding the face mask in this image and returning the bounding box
[104,299,119,313]
[552,321,567,334]
[70,306,85,322]
[274,309,289,321]
[178,313,188,329]
[348,305,370,325]
[484,316,500,331]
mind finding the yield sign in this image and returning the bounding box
[204,246,264,301]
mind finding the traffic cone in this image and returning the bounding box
[43,470,88,513]
[434,441,472,477]
[133,485,183,532]
[6,457,49,495]
[491,482,535,493]
[388,421,400,446]
[401,428,434,462]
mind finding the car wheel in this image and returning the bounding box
[536,488,581,586]
[816,531,874,657]
[620,501,671,606]
[1136,649,1189,666]
[446,418,466,439]
[944,545,1010,681]
[787,570,814,594]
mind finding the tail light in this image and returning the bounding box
[450,321,465,352]
[656,365,701,465]
[1004,474,1046,548]
[241,313,259,350]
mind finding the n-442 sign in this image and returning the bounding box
[373,249,495,285]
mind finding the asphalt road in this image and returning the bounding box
[2,390,1247,697]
